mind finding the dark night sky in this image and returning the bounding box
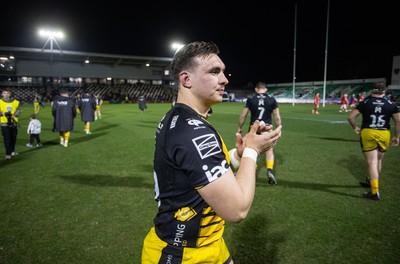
[1,0,399,88]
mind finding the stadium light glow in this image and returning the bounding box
[171,42,184,53]
[39,29,64,55]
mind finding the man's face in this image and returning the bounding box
[2,91,11,99]
[190,54,228,104]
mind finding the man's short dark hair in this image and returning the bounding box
[372,83,386,94]
[2,87,12,93]
[170,41,220,82]
[255,82,267,89]
[59,88,69,94]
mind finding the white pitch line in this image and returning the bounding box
[283,116,348,124]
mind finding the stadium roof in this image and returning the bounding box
[0,46,173,68]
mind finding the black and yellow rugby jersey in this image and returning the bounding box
[153,103,230,248]
[245,92,278,126]
[356,96,400,130]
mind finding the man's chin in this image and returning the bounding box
[214,96,223,103]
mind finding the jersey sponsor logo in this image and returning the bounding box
[187,118,207,130]
[192,134,221,159]
[173,223,187,247]
[202,160,229,182]
[173,208,195,246]
[372,100,384,105]
[170,115,178,129]
[175,207,197,221]
[57,101,68,106]
[374,106,382,113]
[187,119,204,126]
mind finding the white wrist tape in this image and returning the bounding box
[228,148,241,170]
[242,148,258,163]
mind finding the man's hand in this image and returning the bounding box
[242,120,282,155]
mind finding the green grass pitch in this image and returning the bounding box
[1,102,399,263]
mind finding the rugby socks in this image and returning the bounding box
[370,179,379,195]
[266,160,274,171]
[59,132,70,147]
[60,133,64,145]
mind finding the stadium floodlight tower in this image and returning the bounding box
[39,29,64,62]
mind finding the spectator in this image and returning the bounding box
[0,87,22,159]
[26,113,42,147]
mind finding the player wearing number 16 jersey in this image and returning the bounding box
[348,84,400,200]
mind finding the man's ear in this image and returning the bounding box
[179,71,192,88]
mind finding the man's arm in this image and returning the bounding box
[273,108,282,127]
[238,108,249,133]
[391,112,400,146]
[198,122,282,223]
[348,109,361,134]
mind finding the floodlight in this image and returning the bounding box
[171,42,184,53]
[39,29,64,54]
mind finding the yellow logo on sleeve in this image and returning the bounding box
[175,207,197,221]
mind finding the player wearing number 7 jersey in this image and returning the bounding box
[348,83,400,200]
[238,82,282,185]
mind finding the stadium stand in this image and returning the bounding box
[1,46,393,105]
